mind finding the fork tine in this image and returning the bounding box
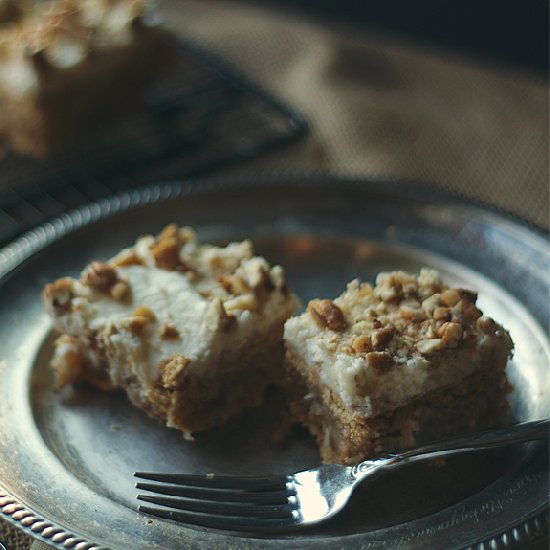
[135,481,290,503]
[137,494,295,518]
[138,504,297,532]
[134,472,287,491]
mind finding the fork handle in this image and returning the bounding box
[353,419,549,477]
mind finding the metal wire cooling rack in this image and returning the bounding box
[0,37,308,246]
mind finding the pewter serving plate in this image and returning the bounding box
[0,175,548,550]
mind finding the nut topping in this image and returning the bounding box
[109,280,130,301]
[439,289,461,307]
[399,305,426,321]
[372,318,382,329]
[218,274,250,295]
[457,289,478,302]
[81,261,132,301]
[307,299,348,331]
[43,278,74,315]
[130,305,155,333]
[213,298,237,331]
[159,354,190,389]
[372,325,396,349]
[151,237,181,271]
[417,338,446,355]
[224,293,258,313]
[111,250,140,268]
[437,321,462,347]
[82,261,117,289]
[433,307,452,321]
[157,223,178,241]
[340,344,355,355]
[461,301,482,322]
[132,305,155,320]
[476,315,498,335]
[367,351,393,373]
[160,321,179,339]
[352,335,372,353]
[253,267,275,300]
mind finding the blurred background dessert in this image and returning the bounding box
[0,0,176,157]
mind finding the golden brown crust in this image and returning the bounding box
[145,326,288,435]
[286,346,512,464]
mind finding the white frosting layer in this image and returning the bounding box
[285,316,430,415]
[53,263,297,390]
[78,267,208,382]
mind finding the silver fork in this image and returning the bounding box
[135,418,549,532]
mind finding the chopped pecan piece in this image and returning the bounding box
[253,267,276,301]
[160,321,179,339]
[399,305,426,321]
[159,354,190,389]
[476,315,498,335]
[151,237,181,270]
[132,305,155,320]
[439,289,461,307]
[218,274,250,295]
[109,280,130,301]
[82,261,117,289]
[307,299,348,331]
[437,321,462,347]
[367,351,394,373]
[218,300,237,331]
[111,250,141,268]
[417,338,446,355]
[43,278,74,315]
[224,293,258,313]
[433,307,452,321]
[352,335,372,353]
[457,289,478,302]
[372,325,396,349]
[157,223,178,241]
[372,318,382,329]
[461,301,482,323]
[130,305,156,333]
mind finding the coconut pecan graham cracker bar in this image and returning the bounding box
[43,224,300,438]
[284,269,514,464]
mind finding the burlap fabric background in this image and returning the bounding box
[158,0,548,229]
[1,0,548,548]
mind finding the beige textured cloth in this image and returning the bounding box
[2,0,548,548]
[160,0,548,229]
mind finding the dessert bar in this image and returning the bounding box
[284,269,513,464]
[43,224,300,437]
